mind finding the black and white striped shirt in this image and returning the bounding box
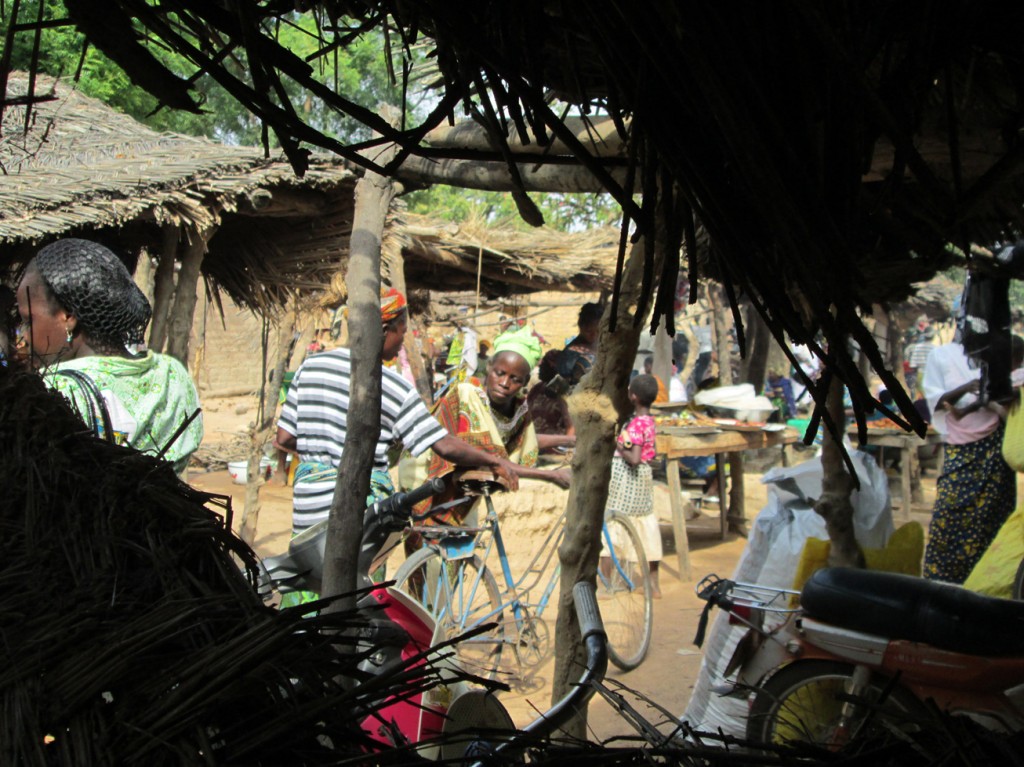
[278,348,446,533]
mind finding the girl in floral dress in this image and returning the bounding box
[605,374,663,597]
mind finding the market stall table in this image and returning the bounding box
[657,425,800,580]
[847,425,943,520]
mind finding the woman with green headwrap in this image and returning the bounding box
[399,325,571,523]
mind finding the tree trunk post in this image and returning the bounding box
[711,284,733,387]
[550,230,665,736]
[166,225,214,365]
[407,314,434,400]
[148,225,179,353]
[814,371,865,567]
[321,116,400,612]
[133,246,155,306]
[191,289,207,382]
[709,284,748,532]
[676,313,699,387]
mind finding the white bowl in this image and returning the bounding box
[228,458,272,484]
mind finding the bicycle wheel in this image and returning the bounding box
[394,547,504,678]
[746,659,926,750]
[598,514,653,671]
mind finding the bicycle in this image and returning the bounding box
[392,471,654,677]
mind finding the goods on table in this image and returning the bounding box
[654,409,720,429]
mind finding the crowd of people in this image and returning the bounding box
[7,236,1024,605]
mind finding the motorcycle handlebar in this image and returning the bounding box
[369,477,446,529]
[473,582,607,764]
[573,580,605,642]
[262,478,447,595]
[404,476,447,508]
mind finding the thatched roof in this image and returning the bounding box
[0,73,363,312]
[0,75,363,237]
[0,74,622,312]
[395,212,619,295]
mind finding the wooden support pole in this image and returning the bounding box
[394,154,635,194]
[711,284,734,387]
[666,458,692,579]
[739,297,771,394]
[676,317,699,389]
[148,225,178,353]
[133,247,155,306]
[551,221,665,736]
[165,225,214,365]
[709,284,748,533]
[321,113,400,611]
[815,372,865,568]
[726,451,746,536]
[406,315,434,401]
[191,289,207,382]
[652,321,673,397]
[716,453,729,538]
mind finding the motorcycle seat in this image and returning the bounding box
[801,567,1024,657]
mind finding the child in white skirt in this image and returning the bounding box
[605,374,663,597]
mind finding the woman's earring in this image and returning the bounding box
[66,327,74,345]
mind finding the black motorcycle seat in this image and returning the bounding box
[801,568,1024,657]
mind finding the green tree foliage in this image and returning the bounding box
[2,1,623,232]
[404,187,622,231]
[1,1,408,144]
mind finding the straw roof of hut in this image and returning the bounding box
[391,212,619,296]
[0,73,360,312]
[0,74,621,312]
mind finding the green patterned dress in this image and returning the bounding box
[46,352,203,474]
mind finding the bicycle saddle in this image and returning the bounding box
[802,567,1024,657]
[454,468,510,496]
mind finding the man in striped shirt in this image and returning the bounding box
[276,289,520,536]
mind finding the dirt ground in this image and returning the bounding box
[191,395,948,741]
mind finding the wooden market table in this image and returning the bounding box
[656,426,800,580]
[846,425,943,521]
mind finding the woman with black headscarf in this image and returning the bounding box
[15,238,203,474]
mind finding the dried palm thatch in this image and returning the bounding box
[0,367,482,765]
[0,72,624,318]
[8,2,1023,431]
[0,72,360,315]
[397,212,619,295]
